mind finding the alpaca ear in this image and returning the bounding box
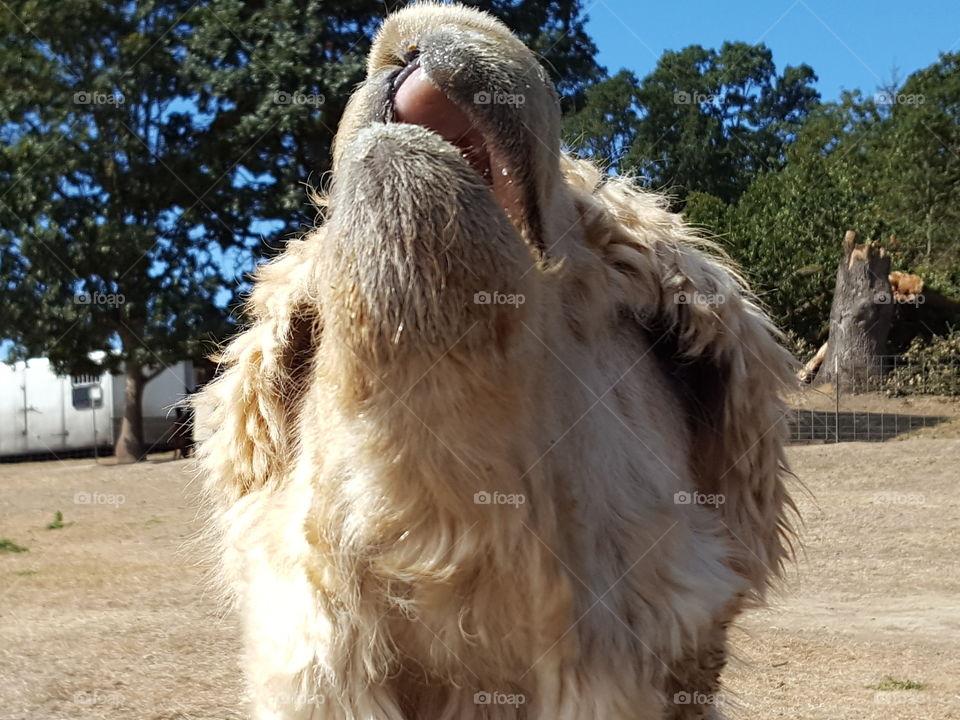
[194,236,321,505]
[567,161,797,596]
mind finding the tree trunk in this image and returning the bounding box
[116,363,146,464]
[817,231,895,393]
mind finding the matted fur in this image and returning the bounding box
[195,5,796,719]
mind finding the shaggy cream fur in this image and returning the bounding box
[195,4,796,719]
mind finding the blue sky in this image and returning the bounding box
[585,0,960,100]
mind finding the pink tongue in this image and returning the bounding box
[393,66,490,178]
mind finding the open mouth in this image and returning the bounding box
[385,52,523,228]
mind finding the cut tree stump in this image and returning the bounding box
[816,231,895,392]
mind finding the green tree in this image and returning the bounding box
[682,190,729,235]
[723,160,863,344]
[689,53,960,346]
[0,1,233,462]
[629,42,819,204]
[563,69,639,168]
[567,42,819,203]
[685,92,883,345]
[870,53,960,295]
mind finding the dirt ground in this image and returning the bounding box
[1,439,959,719]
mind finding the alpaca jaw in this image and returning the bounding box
[320,122,538,369]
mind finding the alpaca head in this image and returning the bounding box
[319,4,576,369]
[334,3,564,241]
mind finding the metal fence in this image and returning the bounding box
[787,356,960,443]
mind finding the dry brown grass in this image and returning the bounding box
[1,439,959,719]
[0,455,242,720]
[724,438,960,719]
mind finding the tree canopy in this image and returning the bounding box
[564,42,820,205]
[683,53,960,346]
[0,0,236,460]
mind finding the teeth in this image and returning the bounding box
[391,56,421,92]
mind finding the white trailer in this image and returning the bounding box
[0,358,195,458]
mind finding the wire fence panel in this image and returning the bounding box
[787,356,960,443]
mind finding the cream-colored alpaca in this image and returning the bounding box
[196,5,795,719]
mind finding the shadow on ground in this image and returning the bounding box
[787,409,955,443]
